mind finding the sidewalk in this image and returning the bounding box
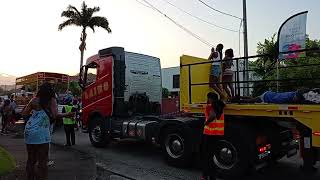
[0,132,96,180]
[51,127,133,180]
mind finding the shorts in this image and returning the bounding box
[223,68,233,76]
[211,65,221,77]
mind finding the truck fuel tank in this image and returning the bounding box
[122,120,157,141]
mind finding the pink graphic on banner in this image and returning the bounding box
[282,43,304,59]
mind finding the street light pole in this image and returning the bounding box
[242,0,249,96]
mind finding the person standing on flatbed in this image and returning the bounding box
[208,44,225,99]
[222,48,235,99]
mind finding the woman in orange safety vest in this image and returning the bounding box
[201,92,225,180]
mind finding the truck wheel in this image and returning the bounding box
[89,116,110,148]
[162,126,193,167]
[212,124,254,179]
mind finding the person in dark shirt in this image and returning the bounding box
[1,99,13,134]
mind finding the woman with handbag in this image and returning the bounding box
[22,82,74,180]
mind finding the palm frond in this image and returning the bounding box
[81,1,88,16]
[88,16,112,33]
[67,5,81,17]
[87,6,100,18]
[88,24,95,32]
[92,6,100,13]
[58,19,80,31]
[61,10,81,21]
[79,1,92,27]
[84,6,100,24]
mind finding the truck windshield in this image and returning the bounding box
[82,63,97,87]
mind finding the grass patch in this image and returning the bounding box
[0,146,16,175]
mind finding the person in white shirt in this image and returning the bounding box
[222,48,235,98]
[208,44,224,98]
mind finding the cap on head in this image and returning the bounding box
[64,97,73,105]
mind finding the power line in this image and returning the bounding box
[161,0,238,32]
[197,0,242,20]
[135,0,152,8]
[140,0,214,47]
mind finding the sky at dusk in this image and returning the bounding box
[0,0,319,77]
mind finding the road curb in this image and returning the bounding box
[96,162,136,180]
[50,141,94,157]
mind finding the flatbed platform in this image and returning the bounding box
[183,103,320,147]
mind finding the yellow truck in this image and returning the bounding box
[180,54,320,178]
[81,47,319,179]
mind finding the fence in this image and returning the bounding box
[181,48,320,104]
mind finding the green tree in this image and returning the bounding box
[162,87,169,98]
[58,1,112,70]
[251,35,320,96]
[69,81,82,97]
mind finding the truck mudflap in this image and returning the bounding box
[286,140,299,158]
[122,120,157,141]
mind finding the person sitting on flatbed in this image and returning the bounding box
[235,89,307,104]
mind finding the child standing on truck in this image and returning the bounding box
[222,48,235,99]
[201,92,225,180]
[208,44,225,99]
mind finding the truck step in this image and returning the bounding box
[111,130,122,137]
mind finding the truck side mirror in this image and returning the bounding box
[79,67,85,90]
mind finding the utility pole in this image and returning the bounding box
[242,0,249,96]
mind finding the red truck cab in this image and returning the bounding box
[80,47,162,134]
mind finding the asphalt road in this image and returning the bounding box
[52,127,320,180]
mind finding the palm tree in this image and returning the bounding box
[58,1,111,70]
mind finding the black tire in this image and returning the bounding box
[89,116,110,148]
[161,126,193,167]
[212,124,255,179]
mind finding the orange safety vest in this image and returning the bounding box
[203,104,225,136]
